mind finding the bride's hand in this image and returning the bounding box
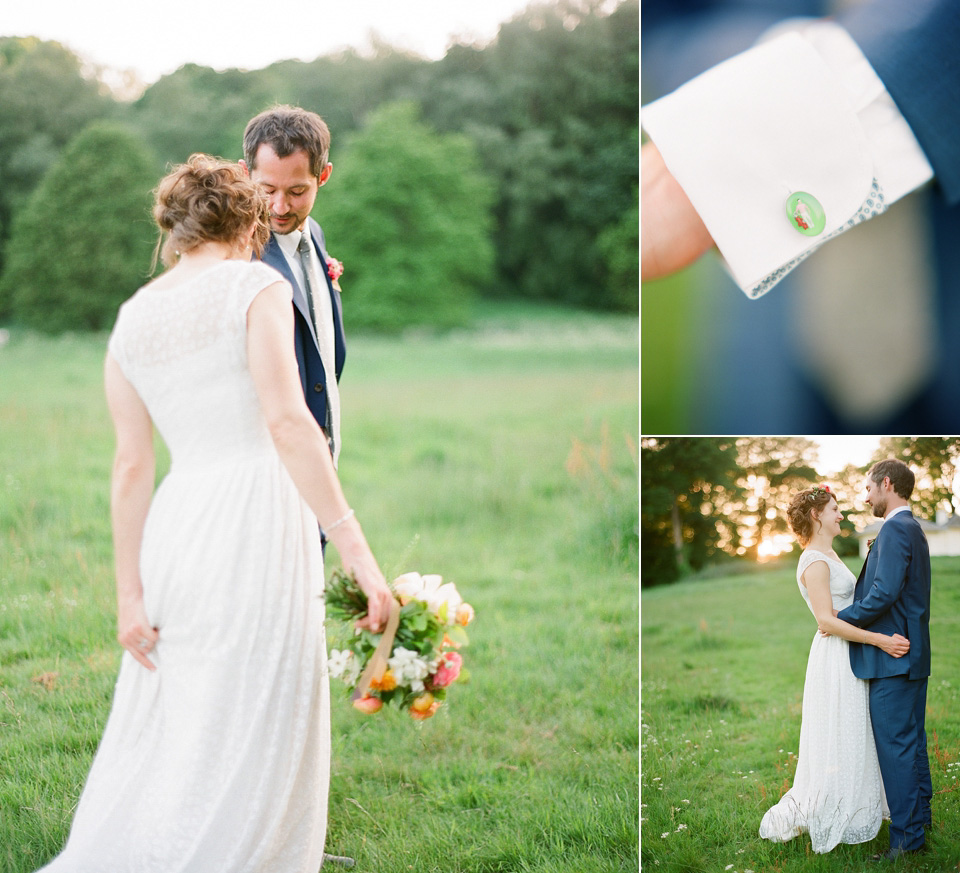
[354,572,394,633]
[325,515,395,632]
[882,633,911,658]
[117,596,159,671]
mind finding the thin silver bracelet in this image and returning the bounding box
[325,508,355,532]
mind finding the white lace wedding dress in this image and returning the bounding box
[38,261,330,872]
[759,549,887,853]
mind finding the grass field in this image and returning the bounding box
[0,302,639,872]
[641,559,960,872]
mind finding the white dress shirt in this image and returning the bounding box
[641,21,934,298]
[274,227,341,467]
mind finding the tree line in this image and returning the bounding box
[641,437,960,588]
[0,0,638,333]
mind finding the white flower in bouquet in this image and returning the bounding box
[328,649,362,685]
[393,572,462,622]
[387,646,432,692]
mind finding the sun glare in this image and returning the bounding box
[758,534,794,561]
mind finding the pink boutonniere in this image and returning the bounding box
[867,538,876,551]
[326,257,344,285]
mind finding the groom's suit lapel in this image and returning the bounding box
[260,234,322,351]
[304,219,346,375]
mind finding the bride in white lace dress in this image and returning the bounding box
[36,156,393,872]
[759,485,910,854]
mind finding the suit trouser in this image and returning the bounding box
[868,676,932,850]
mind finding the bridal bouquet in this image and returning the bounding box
[325,570,474,720]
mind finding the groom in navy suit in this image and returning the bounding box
[837,459,932,860]
[240,105,345,469]
[241,105,356,870]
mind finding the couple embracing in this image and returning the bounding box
[760,459,932,861]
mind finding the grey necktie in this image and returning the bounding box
[296,233,335,452]
[297,233,318,331]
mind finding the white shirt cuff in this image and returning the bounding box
[641,21,934,298]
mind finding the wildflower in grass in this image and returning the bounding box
[661,832,669,839]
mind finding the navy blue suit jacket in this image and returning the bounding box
[257,217,346,434]
[641,0,960,430]
[837,510,931,681]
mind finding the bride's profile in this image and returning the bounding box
[759,484,909,854]
[35,154,392,872]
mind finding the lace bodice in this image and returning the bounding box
[796,549,857,615]
[108,261,287,474]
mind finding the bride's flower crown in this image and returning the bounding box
[809,485,831,501]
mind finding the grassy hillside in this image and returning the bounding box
[642,559,960,872]
[0,305,639,872]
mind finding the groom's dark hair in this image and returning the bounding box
[868,459,915,499]
[243,105,331,178]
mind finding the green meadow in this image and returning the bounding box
[642,559,960,872]
[0,303,639,872]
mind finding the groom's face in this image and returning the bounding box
[249,144,325,235]
[865,476,888,518]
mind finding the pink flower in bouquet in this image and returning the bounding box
[353,695,383,714]
[326,257,344,282]
[430,652,462,689]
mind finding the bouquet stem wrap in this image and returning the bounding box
[350,597,401,702]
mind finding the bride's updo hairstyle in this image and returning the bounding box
[153,154,270,268]
[787,485,835,546]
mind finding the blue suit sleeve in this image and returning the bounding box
[842,0,960,205]
[838,522,910,626]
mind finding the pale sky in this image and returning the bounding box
[811,435,880,476]
[4,0,555,88]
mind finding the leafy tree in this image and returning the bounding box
[873,437,960,520]
[319,101,495,332]
[416,0,639,311]
[640,437,741,586]
[0,37,112,277]
[733,438,819,561]
[597,183,639,310]
[0,122,158,332]
[123,64,270,167]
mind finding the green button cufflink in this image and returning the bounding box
[786,191,825,236]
